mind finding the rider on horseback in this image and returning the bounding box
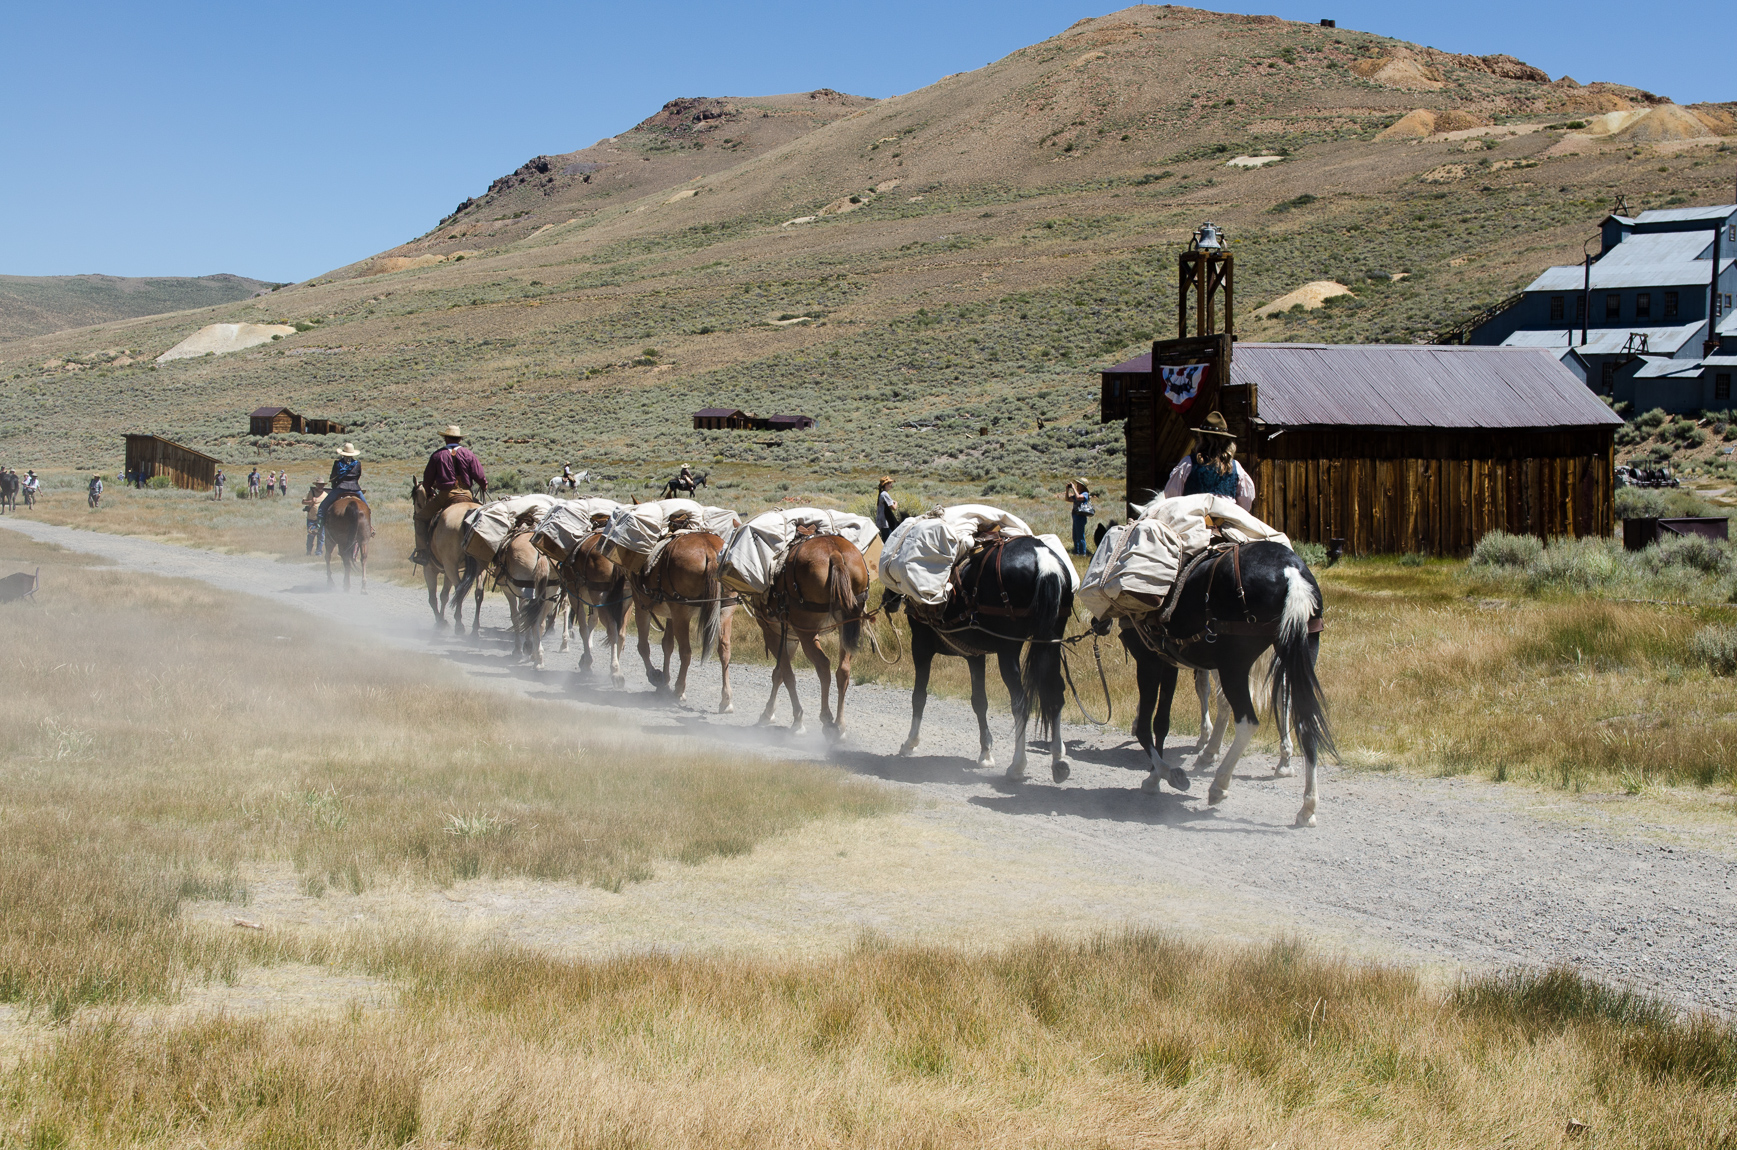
[1164,411,1255,510]
[412,425,488,564]
[671,464,697,496]
[317,443,366,529]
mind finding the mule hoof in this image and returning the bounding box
[611,674,626,689]
[1295,810,1317,828]
[1140,773,1161,794]
[719,702,734,715]
[791,720,807,736]
[899,741,918,757]
[980,754,997,770]
[1003,762,1025,781]
[1207,786,1228,806]
[824,725,844,744]
[1050,760,1070,784]
[1274,763,1297,779]
[1166,767,1192,792]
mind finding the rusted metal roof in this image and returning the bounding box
[1102,343,1619,429]
[249,406,291,418]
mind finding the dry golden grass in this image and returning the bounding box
[11,932,1737,1148]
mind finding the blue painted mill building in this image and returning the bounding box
[1462,204,1737,412]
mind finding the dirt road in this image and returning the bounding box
[7,518,1735,1011]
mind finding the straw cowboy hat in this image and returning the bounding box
[1192,411,1235,439]
[1075,477,1090,487]
[441,425,464,439]
[336,442,361,458]
[878,475,894,488]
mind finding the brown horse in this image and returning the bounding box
[413,481,478,630]
[540,524,630,687]
[750,533,870,740]
[324,496,369,591]
[631,531,734,711]
[458,511,555,665]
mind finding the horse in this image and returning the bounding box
[881,529,1073,783]
[412,480,480,631]
[546,469,588,495]
[749,531,870,740]
[1112,540,1332,826]
[658,470,708,500]
[539,517,630,687]
[630,530,734,712]
[323,495,369,592]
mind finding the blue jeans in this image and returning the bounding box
[1072,511,1089,555]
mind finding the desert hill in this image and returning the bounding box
[0,273,280,341]
[5,5,1735,490]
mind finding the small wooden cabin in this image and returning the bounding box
[250,406,302,435]
[124,434,220,491]
[693,407,751,430]
[1100,343,1621,555]
[765,414,816,431]
[304,418,346,435]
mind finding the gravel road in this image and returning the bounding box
[6,518,1734,1011]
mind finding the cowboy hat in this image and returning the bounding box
[1191,411,1235,439]
[441,425,464,439]
[336,442,361,458]
[1075,477,1090,487]
[878,476,893,487]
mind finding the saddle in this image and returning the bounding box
[1131,542,1323,669]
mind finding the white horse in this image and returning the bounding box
[546,469,588,495]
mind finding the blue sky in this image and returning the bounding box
[0,1,1724,283]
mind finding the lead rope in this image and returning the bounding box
[1059,633,1113,726]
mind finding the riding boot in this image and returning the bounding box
[410,516,432,566]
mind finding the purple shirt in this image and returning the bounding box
[424,443,486,490]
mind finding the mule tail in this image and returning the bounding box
[699,549,723,663]
[1019,557,1072,743]
[1269,565,1335,764]
[830,556,866,653]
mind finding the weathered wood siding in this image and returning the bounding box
[124,435,220,491]
[1253,427,1614,555]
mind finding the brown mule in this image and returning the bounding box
[461,512,554,665]
[324,496,370,592]
[751,533,870,740]
[549,529,629,687]
[413,481,477,630]
[631,531,735,712]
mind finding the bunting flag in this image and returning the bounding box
[1159,363,1209,413]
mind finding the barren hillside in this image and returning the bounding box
[5,5,1733,483]
[0,273,280,340]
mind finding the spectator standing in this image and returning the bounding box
[22,470,39,508]
[247,468,260,498]
[874,476,899,542]
[1064,478,1094,556]
[303,480,327,554]
[213,469,225,500]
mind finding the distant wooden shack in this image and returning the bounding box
[766,414,816,431]
[1100,343,1621,555]
[124,434,220,491]
[251,406,302,435]
[693,407,751,430]
[249,407,344,436]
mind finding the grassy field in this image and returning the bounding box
[5,532,1737,1147]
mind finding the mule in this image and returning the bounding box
[750,532,870,740]
[323,496,369,592]
[412,481,479,631]
[631,531,734,712]
[882,533,1073,783]
[548,528,630,687]
[456,510,555,665]
[1114,540,1332,826]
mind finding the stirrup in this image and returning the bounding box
[409,548,431,566]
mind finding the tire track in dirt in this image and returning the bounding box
[7,517,1734,1010]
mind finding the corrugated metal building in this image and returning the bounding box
[1100,343,1621,555]
[123,434,221,491]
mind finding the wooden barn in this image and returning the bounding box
[250,406,302,435]
[124,434,221,491]
[1100,342,1621,555]
[304,417,345,435]
[765,413,816,431]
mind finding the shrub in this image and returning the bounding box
[1470,530,1543,569]
[1690,625,1737,675]
[492,469,525,494]
[1637,407,1668,431]
[1663,420,1707,447]
[146,476,173,490]
[1644,534,1732,577]
[1616,486,1723,519]
[1294,541,1328,567]
[1615,422,1644,447]
[1524,537,1620,591]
